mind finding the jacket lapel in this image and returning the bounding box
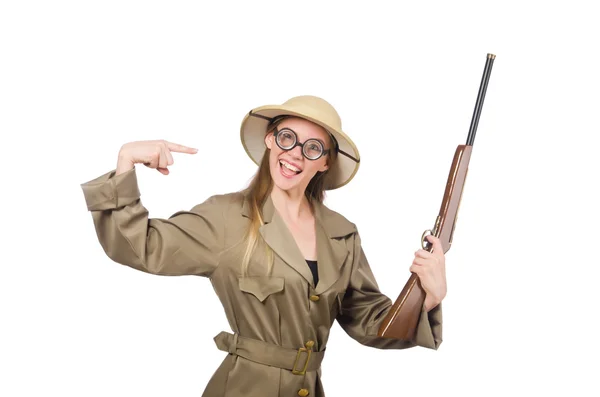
[241,192,357,293]
[313,220,346,294]
[261,199,316,286]
[312,201,353,294]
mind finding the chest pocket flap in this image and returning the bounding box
[238,276,285,302]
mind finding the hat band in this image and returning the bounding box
[248,110,360,164]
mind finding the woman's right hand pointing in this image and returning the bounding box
[116,139,198,176]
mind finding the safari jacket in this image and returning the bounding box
[80,167,443,397]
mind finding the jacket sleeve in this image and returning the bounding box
[335,232,443,350]
[80,167,228,277]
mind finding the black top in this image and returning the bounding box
[305,259,319,287]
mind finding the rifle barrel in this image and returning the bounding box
[466,53,496,146]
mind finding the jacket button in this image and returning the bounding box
[298,388,309,396]
[309,295,320,302]
[305,340,315,348]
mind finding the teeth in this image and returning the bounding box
[280,160,301,172]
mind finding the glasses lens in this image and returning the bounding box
[303,139,324,159]
[276,129,296,149]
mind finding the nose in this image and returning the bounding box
[288,144,303,160]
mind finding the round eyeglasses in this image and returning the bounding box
[273,128,331,160]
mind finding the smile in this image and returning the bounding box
[279,160,302,177]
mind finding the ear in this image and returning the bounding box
[264,132,274,149]
[320,163,329,172]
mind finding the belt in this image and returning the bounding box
[213,331,325,375]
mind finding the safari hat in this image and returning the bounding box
[240,95,360,190]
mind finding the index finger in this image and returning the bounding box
[165,141,198,154]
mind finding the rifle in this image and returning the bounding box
[377,53,496,340]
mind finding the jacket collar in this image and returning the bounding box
[241,192,356,294]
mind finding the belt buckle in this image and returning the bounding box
[292,345,312,375]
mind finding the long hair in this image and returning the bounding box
[239,116,339,276]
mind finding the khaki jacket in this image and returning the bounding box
[80,167,442,397]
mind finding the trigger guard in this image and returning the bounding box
[421,229,433,250]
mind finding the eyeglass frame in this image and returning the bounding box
[272,127,331,161]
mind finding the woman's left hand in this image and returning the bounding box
[410,235,447,312]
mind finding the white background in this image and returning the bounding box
[1,1,599,396]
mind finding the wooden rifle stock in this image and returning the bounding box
[377,53,496,340]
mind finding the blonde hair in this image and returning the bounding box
[239,117,339,276]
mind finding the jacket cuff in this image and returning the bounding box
[414,302,443,350]
[80,167,141,211]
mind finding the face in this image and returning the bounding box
[264,117,331,195]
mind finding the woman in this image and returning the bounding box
[80,95,446,397]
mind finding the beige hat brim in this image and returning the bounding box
[240,104,360,190]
